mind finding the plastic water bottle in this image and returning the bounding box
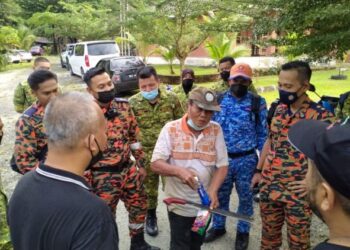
[195,177,211,206]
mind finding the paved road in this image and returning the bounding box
[0,58,328,250]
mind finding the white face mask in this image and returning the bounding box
[187,118,209,131]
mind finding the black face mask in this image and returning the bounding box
[230,84,248,98]
[220,71,230,82]
[86,138,103,170]
[182,79,194,94]
[278,86,305,106]
[97,88,115,104]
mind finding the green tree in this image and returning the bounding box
[0,26,20,69]
[159,46,176,75]
[127,0,251,73]
[0,0,22,26]
[28,1,119,53]
[17,25,36,50]
[252,0,350,59]
[205,33,250,68]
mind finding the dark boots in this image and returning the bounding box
[130,233,160,250]
[235,231,249,250]
[203,227,226,243]
[145,209,158,236]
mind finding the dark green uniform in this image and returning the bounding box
[129,88,183,209]
[211,80,258,95]
[172,84,198,113]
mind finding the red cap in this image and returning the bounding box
[229,63,253,80]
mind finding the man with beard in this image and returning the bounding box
[251,61,335,250]
[8,92,119,250]
[173,69,197,110]
[288,119,350,249]
[84,67,159,250]
[205,63,268,250]
[211,56,257,95]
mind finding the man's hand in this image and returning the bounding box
[207,188,219,210]
[138,167,147,182]
[177,168,197,190]
[250,172,262,189]
[288,179,307,197]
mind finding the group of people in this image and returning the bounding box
[0,55,349,250]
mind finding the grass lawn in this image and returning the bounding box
[195,69,350,105]
[154,64,217,75]
[1,61,32,71]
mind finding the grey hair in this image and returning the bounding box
[44,92,100,149]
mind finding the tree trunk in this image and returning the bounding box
[179,57,185,76]
[170,61,175,75]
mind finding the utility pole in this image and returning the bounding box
[119,0,130,56]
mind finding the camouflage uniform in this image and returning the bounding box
[335,94,350,119]
[212,91,268,234]
[88,98,147,237]
[14,103,47,174]
[129,88,183,209]
[13,81,36,113]
[259,97,334,250]
[172,84,198,112]
[211,80,258,95]
[0,118,12,250]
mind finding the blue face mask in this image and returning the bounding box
[141,89,159,101]
[187,118,209,131]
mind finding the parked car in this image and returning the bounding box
[60,43,75,68]
[30,46,44,56]
[96,56,145,95]
[6,52,21,63]
[68,40,120,78]
[11,49,32,62]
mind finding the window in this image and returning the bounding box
[87,43,117,56]
[111,58,144,70]
[74,45,84,56]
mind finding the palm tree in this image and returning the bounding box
[115,32,157,63]
[159,46,176,75]
[17,25,36,50]
[205,33,250,69]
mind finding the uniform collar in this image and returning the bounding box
[36,164,91,190]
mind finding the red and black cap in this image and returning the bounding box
[288,119,350,199]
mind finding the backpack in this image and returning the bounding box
[217,92,261,126]
[338,91,350,113]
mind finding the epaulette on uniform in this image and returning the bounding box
[23,106,37,118]
[114,97,129,103]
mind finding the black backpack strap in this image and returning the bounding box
[339,91,350,111]
[267,99,280,127]
[251,94,261,126]
[216,92,224,105]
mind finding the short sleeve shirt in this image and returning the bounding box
[151,115,228,216]
[260,97,335,205]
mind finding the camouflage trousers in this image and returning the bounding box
[0,177,12,250]
[143,147,161,210]
[212,153,257,233]
[259,199,311,250]
[89,164,147,237]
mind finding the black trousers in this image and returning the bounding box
[168,211,205,250]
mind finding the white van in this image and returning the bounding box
[68,40,120,77]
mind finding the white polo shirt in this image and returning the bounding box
[151,114,228,217]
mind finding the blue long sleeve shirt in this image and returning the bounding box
[212,91,268,153]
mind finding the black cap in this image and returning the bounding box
[288,120,350,199]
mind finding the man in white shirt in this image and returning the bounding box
[151,87,228,250]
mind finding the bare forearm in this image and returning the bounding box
[208,166,228,193]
